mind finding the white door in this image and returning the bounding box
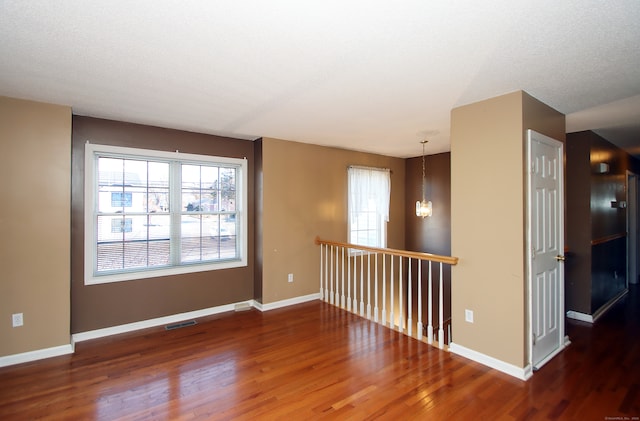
[527,130,566,370]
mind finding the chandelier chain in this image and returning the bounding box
[421,140,427,202]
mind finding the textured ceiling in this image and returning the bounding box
[1,1,639,158]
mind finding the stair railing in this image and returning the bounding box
[315,237,459,348]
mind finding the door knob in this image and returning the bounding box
[555,255,566,262]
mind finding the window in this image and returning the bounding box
[347,166,391,249]
[85,143,247,284]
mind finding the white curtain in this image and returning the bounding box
[348,166,391,222]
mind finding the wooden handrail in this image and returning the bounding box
[315,236,459,265]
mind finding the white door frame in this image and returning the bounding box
[526,130,568,371]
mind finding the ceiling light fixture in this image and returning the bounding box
[416,140,432,218]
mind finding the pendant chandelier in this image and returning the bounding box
[415,140,433,218]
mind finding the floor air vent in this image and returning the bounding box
[165,320,197,330]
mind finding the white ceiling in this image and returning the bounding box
[1,1,639,158]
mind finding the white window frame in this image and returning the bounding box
[347,166,390,253]
[84,143,248,285]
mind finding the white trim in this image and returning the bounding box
[72,300,254,343]
[449,342,533,381]
[566,310,594,323]
[255,293,321,312]
[72,294,321,343]
[0,344,73,368]
[566,289,628,324]
[533,336,571,370]
[3,295,321,368]
[593,289,628,321]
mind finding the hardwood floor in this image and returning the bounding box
[1,286,639,420]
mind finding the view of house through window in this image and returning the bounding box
[347,166,391,249]
[85,144,247,284]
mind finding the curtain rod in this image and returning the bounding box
[347,165,392,173]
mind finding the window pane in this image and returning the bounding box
[124,159,147,187]
[201,166,218,190]
[183,192,214,212]
[219,167,236,211]
[181,214,238,262]
[98,157,124,185]
[181,164,200,188]
[97,242,124,272]
[97,215,124,243]
[148,162,169,188]
[148,239,171,267]
[123,241,149,269]
[148,161,170,212]
[147,214,170,240]
[149,189,169,213]
[181,214,203,262]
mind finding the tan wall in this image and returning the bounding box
[0,96,71,356]
[450,91,564,368]
[260,138,405,304]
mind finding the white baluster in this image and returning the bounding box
[360,252,365,316]
[329,245,334,305]
[398,257,403,333]
[407,258,412,337]
[374,253,379,322]
[335,245,340,306]
[417,259,423,341]
[382,254,387,326]
[320,244,324,300]
[367,252,371,320]
[353,253,358,313]
[427,260,433,344]
[324,245,329,301]
[341,247,345,308]
[347,248,351,312]
[389,255,395,329]
[438,262,444,349]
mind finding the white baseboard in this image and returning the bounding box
[566,310,594,323]
[2,294,321,368]
[73,294,321,343]
[254,293,320,312]
[592,289,628,321]
[72,300,255,343]
[449,342,533,381]
[0,344,74,368]
[567,289,628,324]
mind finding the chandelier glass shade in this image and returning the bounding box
[416,140,432,218]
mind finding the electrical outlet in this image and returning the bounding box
[12,313,24,327]
[465,309,474,323]
[287,273,294,283]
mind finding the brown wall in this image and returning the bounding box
[451,91,565,368]
[259,137,406,304]
[71,117,255,333]
[566,134,592,313]
[566,130,635,315]
[405,153,452,333]
[0,96,71,356]
[254,139,264,304]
